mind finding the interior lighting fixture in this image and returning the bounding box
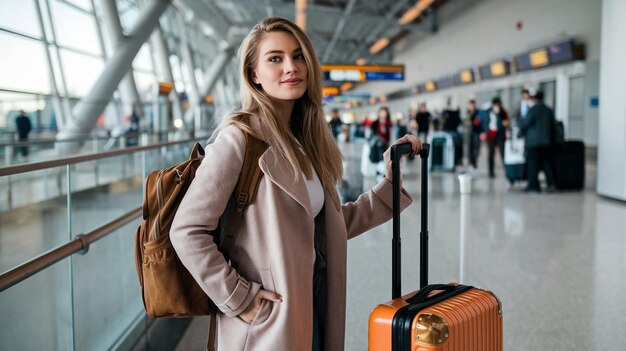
[174,118,184,129]
[341,82,354,92]
[398,0,436,25]
[369,37,391,55]
[295,0,307,31]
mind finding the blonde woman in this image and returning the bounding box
[170,17,421,351]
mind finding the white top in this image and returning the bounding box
[489,111,498,131]
[304,166,324,217]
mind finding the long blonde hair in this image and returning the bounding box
[218,17,343,201]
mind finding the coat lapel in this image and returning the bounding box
[259,145,313,218]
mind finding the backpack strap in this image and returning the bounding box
[207,132,267,351]
[221,132,267,258]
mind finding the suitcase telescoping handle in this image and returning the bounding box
[391,143,430,299]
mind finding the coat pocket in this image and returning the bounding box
[251,268,276,325]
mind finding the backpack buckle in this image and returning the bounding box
[237,192,248,210]
[175,169,184,184]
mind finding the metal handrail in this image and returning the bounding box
[0,207,142,292]
[0,131,176,147]
[0,136,208,177]
[0,133,139,147]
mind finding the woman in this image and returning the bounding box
[170,17,421,351]
[371,106,393,149]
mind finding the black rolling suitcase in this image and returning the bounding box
[554,140,585,190]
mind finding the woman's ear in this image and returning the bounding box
[251,70,260,85]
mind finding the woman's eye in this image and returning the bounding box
[269,56,281,63]
[295,54,305,61]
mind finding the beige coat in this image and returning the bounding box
[170,116,412,351]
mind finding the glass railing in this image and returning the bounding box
[0,130,211,168]
[0,136,209,350]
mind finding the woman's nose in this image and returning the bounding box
[284,58,298,73]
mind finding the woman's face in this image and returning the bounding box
[252,31,308,103]
[378,109,388,120]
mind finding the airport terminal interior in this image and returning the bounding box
[1,0,625,350]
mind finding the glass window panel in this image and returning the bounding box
[194,68,204,89]
[0,260,73,350]
[169,54,185,89]
[0,166,70,269]
[51,0,101,55]
[0,91,46,129]
[0,32,51,94]
[72,220,144,351]
[134,71,156,102]
[71,165,142,236]
[60,49,104,96]
[133,42,153,71]
[0,0,41,38]
[39,0,55,47]
[64,0,92,11]
[118,3,139,34]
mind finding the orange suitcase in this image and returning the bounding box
[368,143,503,351]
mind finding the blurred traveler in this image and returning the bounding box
[126,107,141,146]
[15,110,32,158]
[169,16,422,351]
[481,97,509,178]
[328,108,343,141]
[395,113,408,140]
[467,100,482,169]
[517,88,531,126]
[415,102,432,141]
[519,91,556,193]
[372,106,393,149]
[442,101,463,166]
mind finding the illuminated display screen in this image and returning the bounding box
[548,41,574,64]
[322,87,340,96]
[490,61,507,77]
[530,49,549,67]
[479,65,492,80]
[425,81,436,92]
[322,64,405,82]
[437,77,453,89]
[515,53,532,71]
[158,82,174,95]
[461,70,474,83]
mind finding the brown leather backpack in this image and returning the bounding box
[134,131,267,321]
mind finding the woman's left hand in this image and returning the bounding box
[383,134,423,183]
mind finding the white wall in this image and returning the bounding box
[597,0,626,201]
[352,0,602,146]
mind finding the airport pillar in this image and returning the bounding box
[200,46,233,125]
[597,0,626,201]
[98,0,142,116]
[56,0,170,146]
[555,71,570,132]
[176,12,201,133]
[150,26,184,122]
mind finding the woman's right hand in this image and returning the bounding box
[239,289,282,324]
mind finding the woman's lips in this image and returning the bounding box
[281,78,303,86]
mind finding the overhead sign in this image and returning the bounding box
[322,86,340,97]
[460,69,474,83]
[425,81,436,92]
[515,53,532,71]
[530,48,549,68]
[322,64,405,82]
[158,82,174,95]
[490,60,508,77]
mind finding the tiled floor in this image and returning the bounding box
[3,138,625,350]
[178,139,626,350]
